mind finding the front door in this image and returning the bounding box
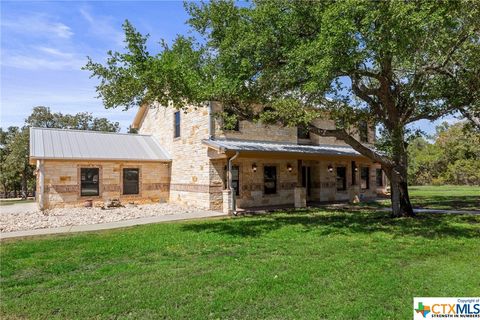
[301,166,311,200]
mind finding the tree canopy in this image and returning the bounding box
[84,0,480,216]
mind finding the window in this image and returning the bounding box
[223,110,240,131]
[174,111,181,138]
[231,165,240,196]
[359,121,368,143]
[336,166,347,191]
[361,167,370,190]
[297,126,310,139]
[123,168,139,195]
[264,166,277,194]
[376,168,384,187]
[351,161,357,185]
[81,168,99,196]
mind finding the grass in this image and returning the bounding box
[0,199,34,206]
[1,209,479,319]
[356,185,480,211]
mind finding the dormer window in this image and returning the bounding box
[174,111,181,138]
[359,120,368,143]
[297,126,310,140]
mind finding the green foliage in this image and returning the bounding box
[408,122,480,185]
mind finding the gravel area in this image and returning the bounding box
[0,203,218,233]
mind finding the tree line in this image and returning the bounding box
[408,121,480,186]
[0,106,119,199]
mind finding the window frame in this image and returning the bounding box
[122,168,140,195]
[263,165,277,195]
[360,166,370,190]
[336,166,347,191]
[297,126,310,140]
[174,111,181,138]
[231,165,240,196]
[376,168,384,187]
[359,121,369,143]
[80,167,100,197]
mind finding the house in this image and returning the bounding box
[29,102,387,212]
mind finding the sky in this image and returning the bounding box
[1,1,458,133]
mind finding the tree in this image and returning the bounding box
[26,106,120,132]
[408,122,480,185]
[84,1,480,217]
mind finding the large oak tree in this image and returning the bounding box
[85,0,480,217]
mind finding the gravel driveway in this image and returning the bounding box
[0,202,219,233]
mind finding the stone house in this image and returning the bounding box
[30,102,387,212]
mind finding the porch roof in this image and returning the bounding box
[202,139,361,157]
[30,127,171,162]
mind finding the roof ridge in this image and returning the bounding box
[30,127,152,137]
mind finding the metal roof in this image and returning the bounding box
[203,139,361,157]
[30,127,170,161]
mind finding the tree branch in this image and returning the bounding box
[307,124,394,167]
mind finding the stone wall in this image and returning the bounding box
[39,160,170,209]
[211,102,376,145]
[138,102,220,209]
[219,156,383,209]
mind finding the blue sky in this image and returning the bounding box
[1,1,457,133]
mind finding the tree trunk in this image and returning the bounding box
[387,126,414,217]
[21,173,28,200]
[386,166,414,217]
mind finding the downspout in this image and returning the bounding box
[227,151,240,215]
[37,159,45,211]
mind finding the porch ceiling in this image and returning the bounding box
[203,139,363,158]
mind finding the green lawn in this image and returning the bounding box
[357,185,480,211]
[1,210,479,319]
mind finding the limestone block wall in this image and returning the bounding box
[211,102,375,145]
[138,102,219,209]
[39,160,170,209]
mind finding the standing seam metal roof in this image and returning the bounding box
[202,139,362,157]
[30,127,170,161]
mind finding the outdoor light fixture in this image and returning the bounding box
[287,163,293,172]
[328,164,334,173]
[354,167,358,172]
[252,163,257,172]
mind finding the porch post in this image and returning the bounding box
[37,160,45,211]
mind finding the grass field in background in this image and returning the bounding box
[360,185,480,211]
[1,208,479,319]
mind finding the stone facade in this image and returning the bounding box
[38,160,170,209]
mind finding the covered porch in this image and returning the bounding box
[203,139,387,214]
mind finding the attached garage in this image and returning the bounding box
[29,127,171,209]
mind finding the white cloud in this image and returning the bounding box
[79,7,124,46]
[1,50,86,71]
[1,14,73,39]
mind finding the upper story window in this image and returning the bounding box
[297,126,310,140]
[264,166,277,194]
[123,168,139,195]
[81,168,99,196]
[359,121,369,143]
[222,110,240,131]
[174,111,181,138]
[361,166,370,190]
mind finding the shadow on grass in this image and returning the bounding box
[411,195,480,210]
[182,210,480,239]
